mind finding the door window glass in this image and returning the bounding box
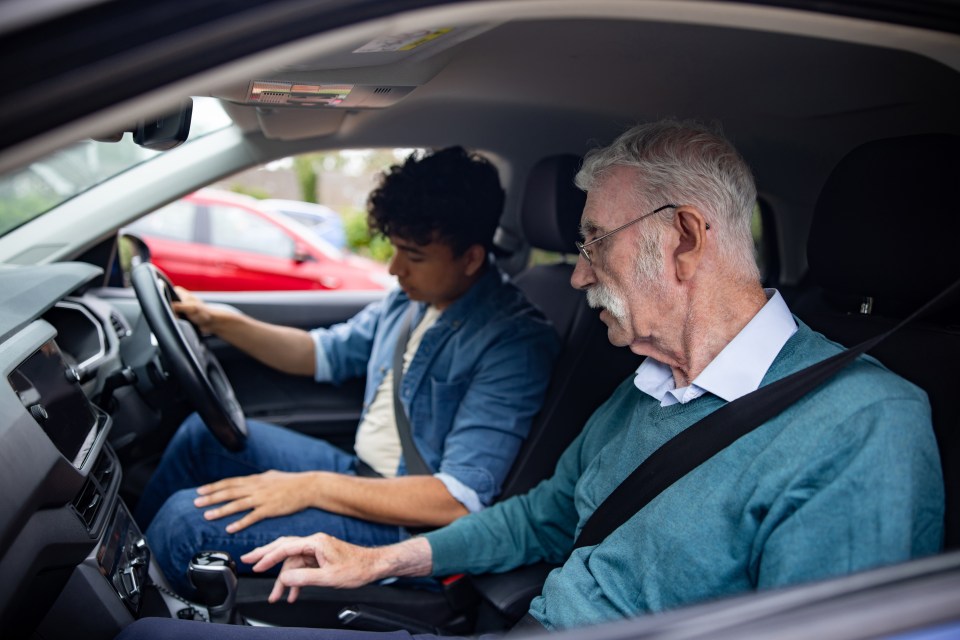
[126,200,196,242]
[208,205,295,258]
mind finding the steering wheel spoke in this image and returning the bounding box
[132,263,247,450]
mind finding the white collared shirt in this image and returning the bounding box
[634,289,798,407]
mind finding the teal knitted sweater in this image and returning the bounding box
[424,321,944,630]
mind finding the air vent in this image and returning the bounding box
[72,480,104,529]
[109,311,129,338]
[373,87,392,95]
[71,449,116,533]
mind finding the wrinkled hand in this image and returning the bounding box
[241,533,380,603]
[171,286,219,334]
[195,470,318,533]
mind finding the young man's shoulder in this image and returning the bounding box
[459,269,558,336]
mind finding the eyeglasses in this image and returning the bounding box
[575,204,678,265]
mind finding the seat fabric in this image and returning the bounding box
[796,133,960,549]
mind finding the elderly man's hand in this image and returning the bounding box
[195,470,318,533]
[241,533,383,602]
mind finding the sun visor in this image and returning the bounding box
[254,107,347,140]
[213,23,499,111]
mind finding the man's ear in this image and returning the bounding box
[672,208,709,281]
[463,244,488,277]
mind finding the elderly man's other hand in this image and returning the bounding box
[241,533,389,603]
[194,470,318,533]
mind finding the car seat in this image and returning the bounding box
[796,133,960,549]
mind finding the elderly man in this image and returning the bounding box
[119,120,943,639]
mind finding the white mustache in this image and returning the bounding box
[586,284,626,320]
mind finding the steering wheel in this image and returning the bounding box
[131,263,248,451]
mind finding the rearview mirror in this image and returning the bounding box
[92,98,193,151]
[134,99,193,150]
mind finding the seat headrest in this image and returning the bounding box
[520,154,586,253]
[809,134,960,309]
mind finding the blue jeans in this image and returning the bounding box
[136,414,405,595]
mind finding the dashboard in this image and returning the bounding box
[0,263,181,638]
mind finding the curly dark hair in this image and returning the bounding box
[367,146,505,255]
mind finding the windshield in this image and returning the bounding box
[0,97,232,238]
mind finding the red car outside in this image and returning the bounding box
[125,189,393,292]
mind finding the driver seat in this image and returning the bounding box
[232,155,642,632]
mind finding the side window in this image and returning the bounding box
[127,149,415,293]
[207,204,296,259]
[127,200,196,242]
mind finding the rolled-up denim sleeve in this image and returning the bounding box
[435,472,484,513]
[311,331,334,382]
[309,296,390,383]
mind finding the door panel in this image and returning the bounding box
[198,289,387,452]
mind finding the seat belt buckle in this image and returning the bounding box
[441,573,479,611]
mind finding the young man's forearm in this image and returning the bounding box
[210,311,317,376]
[308,472,469,527]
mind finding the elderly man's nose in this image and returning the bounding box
[571,255,596,290]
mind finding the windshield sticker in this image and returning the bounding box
[354,28,453,53]
[248,82,353,107]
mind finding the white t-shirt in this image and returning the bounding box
[353,305,442,477]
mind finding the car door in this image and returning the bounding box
[190,288,385,452]
[201,201,333,291]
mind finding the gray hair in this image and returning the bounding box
[575,119,760,282]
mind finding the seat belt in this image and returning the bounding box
[392,306,433,475]
[574,279,960,550]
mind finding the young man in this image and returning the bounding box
[135,146,560,594]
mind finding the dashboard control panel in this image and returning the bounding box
[97,503,150,615]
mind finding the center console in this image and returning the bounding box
[33,442,193,639]
[98,499,151,616]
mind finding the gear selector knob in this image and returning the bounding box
[188,550,239,623]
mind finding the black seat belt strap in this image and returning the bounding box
[574,279,960,550]
[392,305,433,475]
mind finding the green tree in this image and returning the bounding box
[294,155,319,203]
[229,185,271,199]
[343,208,394,262]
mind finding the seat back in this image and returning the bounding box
[499,154,641,499]
[797,134,960,548]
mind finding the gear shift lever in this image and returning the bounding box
[188,550,240,624]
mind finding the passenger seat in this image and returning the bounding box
[465,155,643,629]
[499,154,642,498]
[797,133,960,549]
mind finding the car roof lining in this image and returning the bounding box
[3,0,959,172]
[3,0,960,284]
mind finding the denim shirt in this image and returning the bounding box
[310,265,560,508]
